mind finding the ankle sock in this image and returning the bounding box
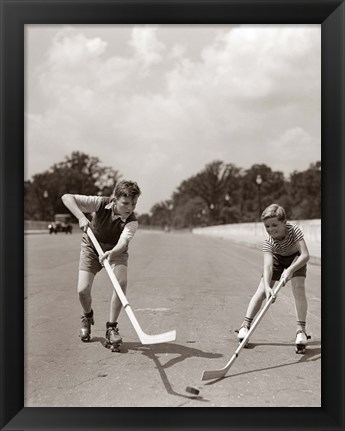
[243,317,253,328]
[84,309,93,318]
[106,321,118,329]
[297,320,306,332]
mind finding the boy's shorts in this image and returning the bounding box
[79,235,128,275]
[271,252,307,281]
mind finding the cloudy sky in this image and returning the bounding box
[25,24,321,214]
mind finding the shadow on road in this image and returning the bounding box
[204,342,321,385]
[245,339,321,349]
[91,336,221,403]
[138,342,218,404]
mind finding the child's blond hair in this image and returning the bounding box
[261,203,286,222]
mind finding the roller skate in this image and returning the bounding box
[105,322,122,352]
[79,313,94,342]
[236,325,250,347]
[295,330,311,354]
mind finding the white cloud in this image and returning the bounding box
[271,127,317,169]
[26,25,321,212]
[128,26,166,72]
[168,25,320,104]
[48,27,107,66]
[169,44,187,59]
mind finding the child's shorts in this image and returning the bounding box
[79,235,128,275]
[271,252,307,281]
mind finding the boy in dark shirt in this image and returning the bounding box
[62,180,141,347]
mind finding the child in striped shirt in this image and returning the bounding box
[237,203,310,352]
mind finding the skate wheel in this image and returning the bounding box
[112,342,122,352]
[239,339,249,348]
[105,341,121,352]
[295,345,306,354]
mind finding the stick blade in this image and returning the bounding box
[140,329,176,345]
[201,368,228,381]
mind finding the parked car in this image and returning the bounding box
[48,214,73,234]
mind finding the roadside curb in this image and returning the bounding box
[25,230,49,235]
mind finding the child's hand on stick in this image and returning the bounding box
[79,216,90,232]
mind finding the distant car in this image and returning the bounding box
[48,214,73,234]
[48,222,57,234]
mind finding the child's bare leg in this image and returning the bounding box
[244,278,268,320]
[291,276,308,331]
[241,278,276,329]
[237,278,274,341]
[77,270,95,341]
[77,270,95,314]
[109,264,127,323]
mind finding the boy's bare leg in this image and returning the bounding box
[237,279,277,344]
[77,270,95,341]
[109,264,127,323]
[291,276,309,352]
[245,278,273,319]
[77,270,95,314]
[104,264,127,350]
[291,276,308,329]
[237,279,269,343]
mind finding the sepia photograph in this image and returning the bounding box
[1,0,344,430]
[24,23,321,407]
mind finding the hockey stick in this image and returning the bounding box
[87,227,176,345]
[201,277,286,381]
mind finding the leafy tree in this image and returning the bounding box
[25,155,321,225]
[137,213,151,226]
[172,196,207,229]
[241,164,288,222]
[288,161,321,219]
[24,152,121,221]
[150,201,174,228]
[191,161,242,223]
[172,161,242,226]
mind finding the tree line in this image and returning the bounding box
[24,152,121,221]
[25,152,321,228]
[139,160,321,229]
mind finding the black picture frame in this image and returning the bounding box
[1,1,344,430]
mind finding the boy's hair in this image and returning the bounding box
[114,180,141,199]
[261,203,286,222]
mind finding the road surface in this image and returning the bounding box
[24,229,321,407]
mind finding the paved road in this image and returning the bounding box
[24,230,321,407]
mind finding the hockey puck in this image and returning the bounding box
[185,386,200,395]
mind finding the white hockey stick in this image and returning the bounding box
[201,277,286,381]
[87,227,176,345]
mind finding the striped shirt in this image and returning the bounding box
[262,223,304,256]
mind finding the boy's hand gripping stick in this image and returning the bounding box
[87,227,176,345]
